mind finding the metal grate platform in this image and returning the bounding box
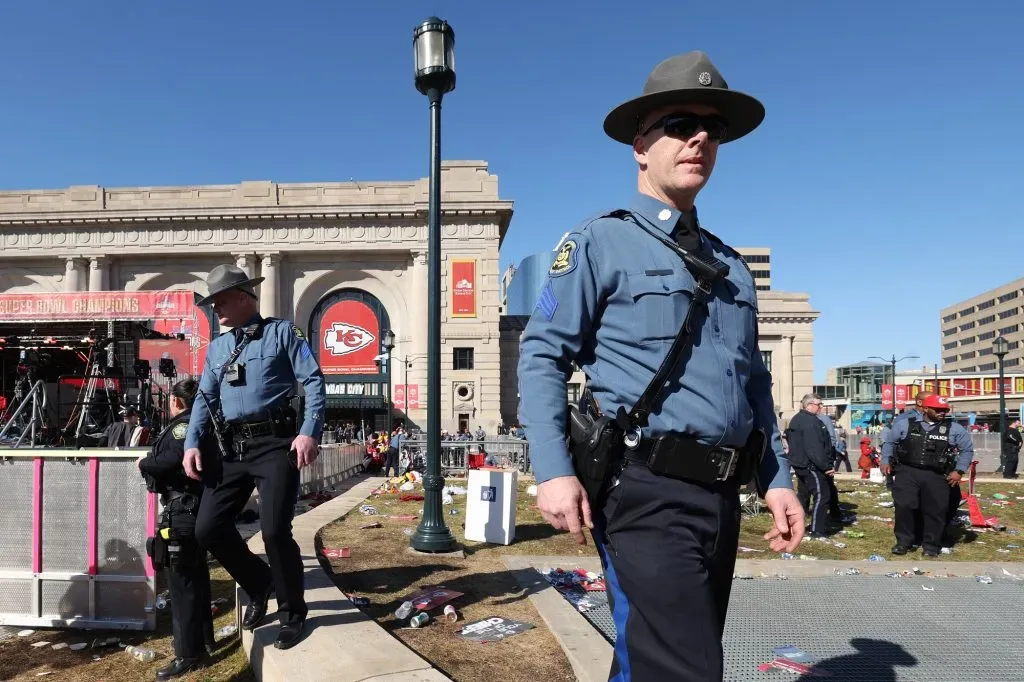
[560,572,1024,681]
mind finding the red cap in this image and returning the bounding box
[922,394,950,410]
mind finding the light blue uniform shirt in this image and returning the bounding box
[517,193,791,490]
[881,414,974,471]
[185,315,326,450]
[817,412,837,448]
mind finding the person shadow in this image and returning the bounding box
[802,638,917,681]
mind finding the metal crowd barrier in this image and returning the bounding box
[0,448,157,631]
[843,433,1002,472]
[403,438,531,475]
[300,443,365,496]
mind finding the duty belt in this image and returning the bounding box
[229,419,277,439]
[626,434,744,483]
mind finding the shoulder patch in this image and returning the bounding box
[549,239,579,276]
[291,324,305,340]
[171,422,188,440]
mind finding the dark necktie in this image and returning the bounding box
[674,211,701,252]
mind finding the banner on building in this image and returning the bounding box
[318,299,381,375]
[881,384,910,410]
[394,384,420,410]
[0,290,196,322]
[451,259,477,318]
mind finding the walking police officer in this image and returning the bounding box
[518,51,804,681]
[786,394,838,537]
[183,264,326,650]
[882,394,973,557]
[138,378,216,679]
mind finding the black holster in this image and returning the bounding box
[567,405,625,509]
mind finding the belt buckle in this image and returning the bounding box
[716,448,738,481]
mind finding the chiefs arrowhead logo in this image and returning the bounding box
[324,322,375,356]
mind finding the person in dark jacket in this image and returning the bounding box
[138,379,217,679]
[1003,420,1022,479]
[786,394,838,537]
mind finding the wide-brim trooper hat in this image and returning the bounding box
[196,264,265,306]
[603,51,766,145]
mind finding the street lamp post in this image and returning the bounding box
[383,329,396,433]
[411,17,458,553]
[994,335,1010,470]
[868,354,919,421]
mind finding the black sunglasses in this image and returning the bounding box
[639,114,729,142]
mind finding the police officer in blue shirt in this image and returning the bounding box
[881,394,973,557]
[182,264,326,650]
[518,52,804,681]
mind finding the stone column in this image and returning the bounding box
[233,252,255,279]
[259,253,280,319]
[63,257,87,292]
[88,256,108,291]
[779,335,795,415]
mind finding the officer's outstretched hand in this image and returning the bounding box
[763,488,805,553]
[880,464,892,477]
[183,448,203,480]
[291,435,319,469]
[946,471,962,487]
[537,476,593,545]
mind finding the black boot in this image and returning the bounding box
[156,657,204,680]
[891,544,910,555]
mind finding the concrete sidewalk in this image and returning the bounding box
[240,474,450,682]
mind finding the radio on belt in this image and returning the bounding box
[225,362,246,385]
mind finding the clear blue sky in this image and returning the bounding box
[2,1,1022,382]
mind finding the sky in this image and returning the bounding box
[1,1,1022,382]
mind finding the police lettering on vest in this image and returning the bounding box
[894,419,955,473]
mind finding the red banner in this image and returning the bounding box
[881,384,910,410]
[0,290,196,321]
[393,384,420,410]
[318,299,381,375]
[451,259,477,318]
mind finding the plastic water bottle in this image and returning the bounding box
[126,645,157,662]
[216,624,238,639]
[394,601,414,619]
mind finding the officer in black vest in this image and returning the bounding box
[138,378,217,680]
[881,394,974,557]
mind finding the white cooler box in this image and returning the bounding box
[464,469,518,545]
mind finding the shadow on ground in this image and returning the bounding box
[802,638,917,682]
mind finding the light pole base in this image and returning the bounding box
[409,525,460,553]
[406,546,464,559]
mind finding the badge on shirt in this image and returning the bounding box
[549,240,578,276]
[292,325,306,340]
[172,423,188,440]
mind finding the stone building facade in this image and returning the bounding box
[0,161,514,434]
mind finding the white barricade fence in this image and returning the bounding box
[844,432,1003,472]
[0,448,157,631]
[403,438,531,475]
[299,443,365,496]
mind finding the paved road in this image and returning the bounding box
[520,555,1024,682]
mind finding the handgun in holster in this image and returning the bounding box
[567,403,625,510]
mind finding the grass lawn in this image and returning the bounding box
[738,480,1024,561]
[319,477,593,682]
[0,566,253,682]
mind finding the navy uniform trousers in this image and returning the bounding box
[892,464,949,552]
[594,461,740,681]
[195,434,306,625]
[164,506,215,658]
